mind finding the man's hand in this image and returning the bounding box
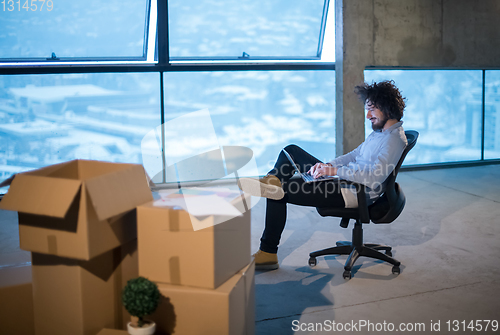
[308,163,338,179]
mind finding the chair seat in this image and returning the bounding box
[317,207,359,219]
[316,182,406,224]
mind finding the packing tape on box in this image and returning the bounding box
[168,210,180,232]
[47,235,58,255]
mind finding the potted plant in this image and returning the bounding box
[122,277,161,335]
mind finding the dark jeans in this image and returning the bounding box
[260,144,345,253]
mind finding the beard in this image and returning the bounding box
[371,115,388,131]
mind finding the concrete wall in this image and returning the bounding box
[336,0,500,154]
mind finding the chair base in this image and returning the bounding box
[308,221,401,279]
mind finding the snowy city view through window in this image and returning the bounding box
[0,71,336,187]
[0,0,334,192]
[365,70,500,165]
[0,73,162,181]
[0,0,149,59]
[2,70,500,193]
[485,71,500,160]
[162,71,336,177]
[168,0,326,58]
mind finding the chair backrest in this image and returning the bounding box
[368,130,419,223]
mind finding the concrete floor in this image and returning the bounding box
[1,165,500,334]
[251,165,500,335]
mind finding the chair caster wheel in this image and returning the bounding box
[308,257,317,267]
[343,270,352,280]
[386,250,393,257]
[392,266,400,275]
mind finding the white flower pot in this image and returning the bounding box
[127,321,156,335]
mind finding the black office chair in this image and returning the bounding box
[308,130,419,279]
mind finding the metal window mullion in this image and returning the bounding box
[0,63,335,75]
[160,71,166,183]
[157,0,170,65]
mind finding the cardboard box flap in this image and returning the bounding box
[23,160,78,178]
[85,165,153,221]
[0,174,81,218]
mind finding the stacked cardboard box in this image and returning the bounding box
[1,159,256,334]
[137,194,255,335]
[0,160,153,335]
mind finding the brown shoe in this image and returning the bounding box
[253,249,279,270]
[237,175,284,200]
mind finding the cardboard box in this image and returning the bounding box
[151,260,255,335]
[0,160,153,260]
[137,198,251,289]
[0,266,35,335]
[31,239,138,335]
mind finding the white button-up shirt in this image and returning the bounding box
[329,121,407,208]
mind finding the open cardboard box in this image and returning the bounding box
[151,259,255,335]
[0,160,153,260]
[31,239,138,335]
[137,194,251,289]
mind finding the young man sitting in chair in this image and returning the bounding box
[238,80,408,270]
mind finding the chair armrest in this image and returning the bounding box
[338,179,371,223]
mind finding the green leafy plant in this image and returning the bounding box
[122,277,161,328]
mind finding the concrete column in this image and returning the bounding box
[335,0,373,155]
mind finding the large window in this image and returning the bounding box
[485,70,500,159]
[0,0,332,63]
[0,0,335,194]
[0,70,337,191]
[365,70,483,165]
[0,73,161,193]
[168,0,329,60]
[163,71,335,178]
[0,0,151,61]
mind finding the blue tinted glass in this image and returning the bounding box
[0,73,161,193]
[364,70,482,165]
[0,0,148,59]
[168,0,326,58]
[485,71,500,159]
[163,71,335,177]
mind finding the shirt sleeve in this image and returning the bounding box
[335,133,406,190]
[328,143,362,167]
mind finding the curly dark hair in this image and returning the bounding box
[354,80,406,121]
